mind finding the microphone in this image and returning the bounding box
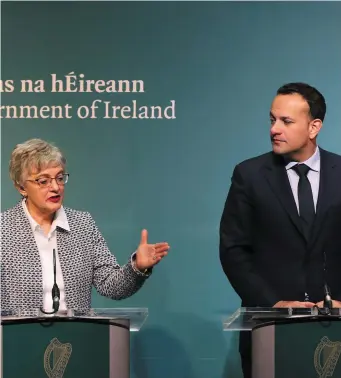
[40,249,60,315]
[311,250,333,316]
[323,250,333,313]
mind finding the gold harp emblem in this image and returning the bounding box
[44,337,72,378]
[314,336,341,378]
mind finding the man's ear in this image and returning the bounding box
[309,118,323,139]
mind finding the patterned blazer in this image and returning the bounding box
[0,201,150,311]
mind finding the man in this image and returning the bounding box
[219,82,341,378]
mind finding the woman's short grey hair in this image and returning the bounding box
[9,138,67,185]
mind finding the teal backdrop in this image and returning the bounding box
[1,2,341,377]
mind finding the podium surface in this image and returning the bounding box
[0,308,148,378]
[223,307,341,378]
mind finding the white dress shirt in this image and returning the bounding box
[285,146,320,301]
[22,199,69,313]
[285,146,320,213]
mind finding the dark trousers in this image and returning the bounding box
[240,332,252,378]
[241,352,252,378]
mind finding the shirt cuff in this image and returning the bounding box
[130,252,152,277]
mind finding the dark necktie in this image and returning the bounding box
[292,164,315,240]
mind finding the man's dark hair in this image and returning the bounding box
[277,82,326,121]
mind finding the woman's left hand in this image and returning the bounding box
[135,229,170,270]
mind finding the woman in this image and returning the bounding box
[1,138,170,313]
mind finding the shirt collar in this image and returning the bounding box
[22,199,70,232]
[285,146,320,172]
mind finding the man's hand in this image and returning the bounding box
[315,300,341,308]
[135,229,170,271]
[273,301,316,308]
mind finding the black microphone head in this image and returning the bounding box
[323,284,333,310]
[52,283,60,298]
[52,296,60,311]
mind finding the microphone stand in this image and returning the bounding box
[322,250,333,315]
[40,249,60,315]
[313,251,333,316]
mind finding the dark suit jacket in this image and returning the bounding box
[219,147,341,309]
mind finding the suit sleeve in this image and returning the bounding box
[219,164,280,307]
[87,213,150,300]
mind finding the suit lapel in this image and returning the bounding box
[16,202,44,307]
[308,149,338,249]
[262,149,339,246]
[262,153,306,241]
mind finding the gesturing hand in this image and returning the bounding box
[135,229,170,271]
